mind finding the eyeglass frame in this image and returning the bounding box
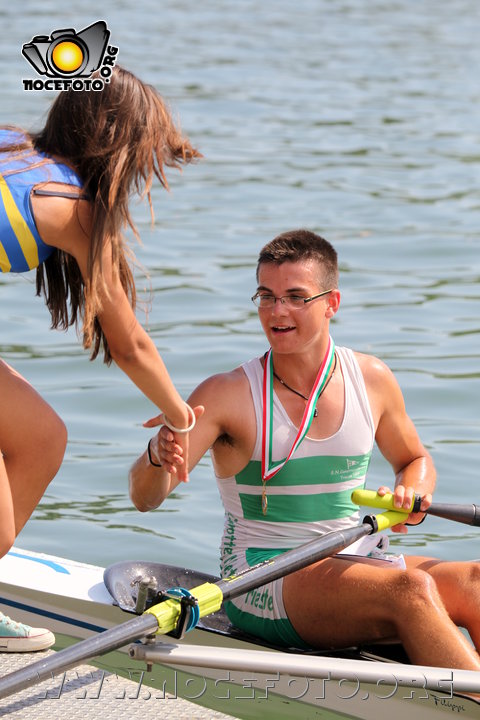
[251,288,334,309]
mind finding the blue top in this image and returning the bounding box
[0,128,83,273]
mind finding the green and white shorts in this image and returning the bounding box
[222,535,405,649]
[223,550,309,649]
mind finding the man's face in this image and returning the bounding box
[255,259,338,354]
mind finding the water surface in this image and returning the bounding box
[0,0,479,577]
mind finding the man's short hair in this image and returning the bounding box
[256,229,338,289]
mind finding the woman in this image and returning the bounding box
[0,65,201,650]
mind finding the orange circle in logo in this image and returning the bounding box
[51,41,84,73]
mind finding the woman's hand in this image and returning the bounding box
[143,405,205,482]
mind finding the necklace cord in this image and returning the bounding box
[271,352,337,417]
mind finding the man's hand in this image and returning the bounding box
[377,485,432,533]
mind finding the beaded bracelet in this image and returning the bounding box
[163,403,196,434]
[147,438,163,468]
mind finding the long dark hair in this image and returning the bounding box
[1,65,201,361]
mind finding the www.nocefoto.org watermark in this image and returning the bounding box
[21,20,118,91]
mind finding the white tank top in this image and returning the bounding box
[215,346,375,557]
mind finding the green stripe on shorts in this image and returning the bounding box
[224,600,309,649]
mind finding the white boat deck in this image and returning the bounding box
[0,650,239,719]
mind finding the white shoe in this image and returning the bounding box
[0,612,55,652]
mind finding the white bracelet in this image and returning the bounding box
[163,403,196,434]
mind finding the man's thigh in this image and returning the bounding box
[282,555,407,648]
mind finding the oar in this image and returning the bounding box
[0,509,405,700]
[352,489,480,526]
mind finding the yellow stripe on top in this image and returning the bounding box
[0,174,39,270]
[0,241,11,273]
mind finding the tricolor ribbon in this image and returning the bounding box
[260,336,336,514]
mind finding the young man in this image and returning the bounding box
[130,229,480,671]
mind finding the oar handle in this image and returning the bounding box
[352,489,418,513]
[370,509,409,531]
[352,489,480,527]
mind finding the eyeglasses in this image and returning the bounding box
[251,289,333,309]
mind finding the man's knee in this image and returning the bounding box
[391,568,440,611]
[465,562,480,585]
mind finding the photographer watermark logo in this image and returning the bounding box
[22,21,118,91]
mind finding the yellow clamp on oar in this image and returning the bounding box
[144,582,223,636]
[352,488,415,514]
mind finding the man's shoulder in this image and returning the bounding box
[189,362,257,448]
[351,349,389,374]
[189,363,252,404]
[350,349,401,396]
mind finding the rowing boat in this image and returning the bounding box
[0,546,478,719]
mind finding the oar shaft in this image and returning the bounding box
[0,614,158,700]
[218,510,407,600]
[217,523,372,600]
[352,489,480,527]
[427,503,480,526]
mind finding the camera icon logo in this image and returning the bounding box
[22,21,110,79]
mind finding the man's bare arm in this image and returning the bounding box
[129,370,246,512]
[357,353,436,526]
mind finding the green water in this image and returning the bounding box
[0,1,479,578]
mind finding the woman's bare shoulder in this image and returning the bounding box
[31,184,92,253]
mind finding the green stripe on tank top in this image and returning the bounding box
[236,454,371,488]
[239,486,364,522]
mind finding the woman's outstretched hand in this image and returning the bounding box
[143,405,205,482]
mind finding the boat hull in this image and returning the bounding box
[0,547,478,719]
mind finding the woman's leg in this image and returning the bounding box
[0,359,67,540]
[0,359,66,651]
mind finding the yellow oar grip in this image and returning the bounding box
[375,509,409,531]
[144,582,223,635]
[353,488,414,513]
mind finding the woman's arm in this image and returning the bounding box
[32,190,191,478]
